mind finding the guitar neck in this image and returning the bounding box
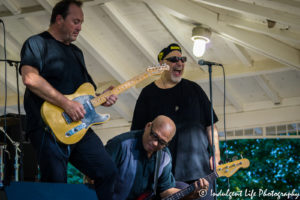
[162,172,218,200]
[91,71,150,107]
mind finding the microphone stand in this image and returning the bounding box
[0,59,22,182]
[208,64,217,200]
[0,143,7,188]
[0,128,21,182]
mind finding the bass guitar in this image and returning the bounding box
[41,64,169,144]
[137,158,250,200]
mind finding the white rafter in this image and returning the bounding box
[35,0,53,13]
[183,60,291,83]
[1,0,21,15]
[149,0,300,70]
[224,39,252,67]
[102,2,157,63]
[254,75,281,105]
[240,0,300,17]
[196,0,300,29]
[0,6,46,20]
[219,14,300,43]
[217,103,300,131]
[215,81,243,112]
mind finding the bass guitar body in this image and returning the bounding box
[41,83,110,145]
[136,191,159,200]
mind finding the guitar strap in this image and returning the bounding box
[153,150,162,196]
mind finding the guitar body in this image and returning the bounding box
[41,83,110,144]
[40,65,170,144]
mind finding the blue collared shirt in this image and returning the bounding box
[105,130,175,200]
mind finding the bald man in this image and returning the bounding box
[105,115,209,200]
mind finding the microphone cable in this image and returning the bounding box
[219,64,230,190]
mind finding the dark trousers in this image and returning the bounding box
[29,128,117,200]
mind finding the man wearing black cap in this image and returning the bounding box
[131,43,220,199]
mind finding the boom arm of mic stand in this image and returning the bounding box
[0,59,20,67]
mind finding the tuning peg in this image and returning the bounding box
[241,154,243,159]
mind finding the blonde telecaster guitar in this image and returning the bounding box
[41,64,169,144]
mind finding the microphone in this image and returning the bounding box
[198,59,223,66]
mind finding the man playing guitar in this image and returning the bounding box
[105,115,209,200]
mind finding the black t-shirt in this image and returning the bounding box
[20,31,96,132]
[131,79,218,181]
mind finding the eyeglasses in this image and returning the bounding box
[165,56,187,63]
[150,126,169,147]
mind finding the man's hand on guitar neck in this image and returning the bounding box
[96,86,118,107]
[186,178,210,200]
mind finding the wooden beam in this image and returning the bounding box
[150,0,300,70]
[35,0,53,13]
[215,81,243,112]
[219,14,300,43]
[197,0,300,29]
[216,103,300,131]
[254,75,281,105]
[240,0,300,16]
[0,5,46,19]
[224,39,252,67]
[102,2,157,63]
[217,25,300,70]
[1,0,21,15]
[184,59,291,82]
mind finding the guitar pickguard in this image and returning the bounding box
[62,95,110,137]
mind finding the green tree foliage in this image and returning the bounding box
[217,139,299,199]
[67,163,83,184]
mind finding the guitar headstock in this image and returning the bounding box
[216,158,250,178]
[146,64,170,75]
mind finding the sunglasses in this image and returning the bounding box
[165,56,187,63]
[150,126,169,147]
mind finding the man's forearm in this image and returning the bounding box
[21,65,70,109]
[207,125,221,162]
